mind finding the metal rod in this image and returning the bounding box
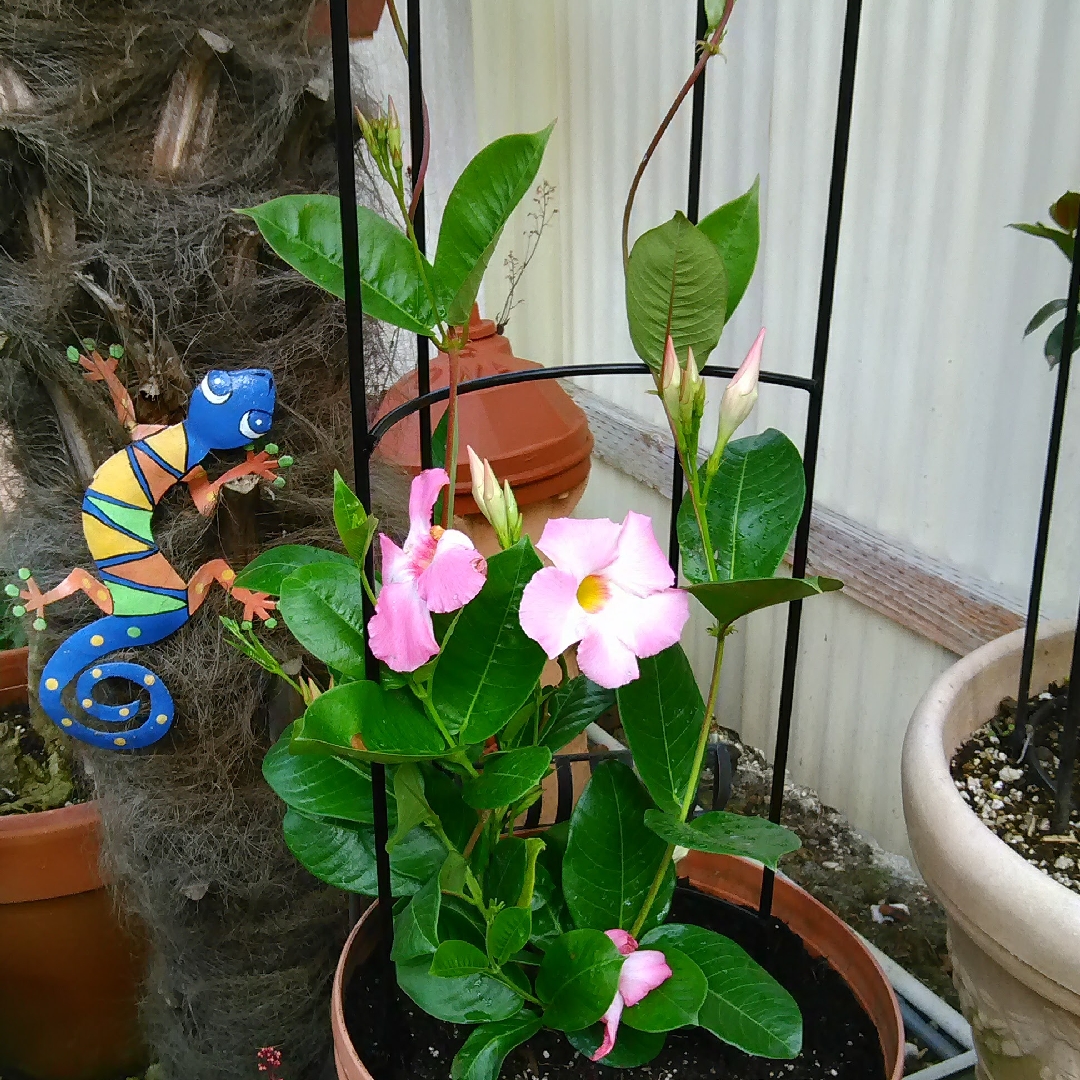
[760,0,862,919]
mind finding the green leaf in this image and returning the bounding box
[434,126,554,325]
[422,764,479,851]
[625,211,727,369]
[451,1013,542,1080]
[622,948,707,1033]
[698,176,760,320]
[333,470,378,562]
[1025,298,1068,337]
[282,810,443,895]
[464,746,552,810]
[643,924,801,1058]
[1008,220,1076,260]
[392,872,443,961]
[488,906,533,965]
[539,677,615,753]
[1044,315,1080,368]
[234,544,353,595]
[431,540,546,742]
[535,929,622,1032]
[238,195,438,334]
[565,1025,666,1068]
[688,576,843,629]
[643,809,801,869]
[397,958,524,1024]
[389,763,437,849]
[263,726,377,823]
[616,645,703,817]
[279,561,367,678]
[563,760,674,933]
[679,428,805,585]
[704,0,727,28]
[292,681,449,764]
[485,837,528,907]
[430,940,491,977]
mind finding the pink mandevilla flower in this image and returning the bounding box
[593,929,672,1061]
[368,468,487,672]
[518,512,690,689]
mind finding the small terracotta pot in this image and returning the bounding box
[329,852,904,1080]
[308,0,387,41]
[0,647,147,1080]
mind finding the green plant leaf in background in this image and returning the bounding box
[397,958,524,1024]
[484,836,530,907]
[1024,298,1068,337]
[625,211,727,369]
[333,471,378,562]
[698,176,760,321]
[616,645,703,817]
[1008,220,1076,260]
[239,195,439,334]
[643,809,800,869]
[423,764,479,851]
[535,928,622,1032]
[279,561,367,678]
[642,924,802,1058]
[563,760,674,933]
[688,576,843,629]
[487,906,533,966]
[621,948,707,1032]
[1043,315,1080,369]
[678,428,805,585]
[539,677,615,753]
[431,540,546,742]
[392,872,443,962]
[234,544,354,595]
[429,940,491,977]
[464,746,552,810]
[434,125,555,326]
[451,1012,543,1080]
[389,763,437,849]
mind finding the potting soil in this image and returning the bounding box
[0,697,87,813]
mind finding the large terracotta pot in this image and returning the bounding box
[308,0,387,41]
[903,623,1080,1080]
[0,647,147,1080]
[329,852,904,1080]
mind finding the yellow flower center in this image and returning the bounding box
[576,574,610,614]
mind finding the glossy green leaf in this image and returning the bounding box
[234,544,353,594]
[622,948,707,1032]
[422,764,479,851]
[292,681,449,764]
[616,645,703,817]
[535,929,622,1032]
[434,126,554,325]
[431,540,546,741]
[698,176,760,320]
[279,561,367,677]
[389,763,437,849]
[565,1025,666,1068]
[485,837,528,907]
[439,893,489,952]
[1025,298,1068,337]
[239,195,438,334]
[451,1013,542,1080]
[392,872,443,962]
[282,810,443,895]
[539,677,615,753]
[678,428,805,585]
[464,746,552,810]
[643,809,800,869]
[688,576,843,629]
[333,470,378,562]
[625,211,727,369]
[1044,315,1080,368]
[397,958,523,1024]
[488,906,533,966]
[1008,220,1076,259]
[430,940,491,977]
[642,923,801,1057]
[563,760,674,933]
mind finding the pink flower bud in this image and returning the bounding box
[717,328,763,444]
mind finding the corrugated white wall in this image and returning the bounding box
[394,1,1080,855]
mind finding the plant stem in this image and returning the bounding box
[385,0,408,55]
[620,0,736,269]
[444,347,461,526]
[629,843,675,939]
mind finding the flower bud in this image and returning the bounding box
[707,328,764,482]
[386,96,403,170]
[660,335,682,423]
[680,346,706,431]
[467,445,520,548]
[502,479,522,546]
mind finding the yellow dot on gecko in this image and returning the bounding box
[144,674,155,686]
[61,718,73,727]
[195,583,206,594]
[97,591,108,602]
[156,714,168,725]
[91,634,105,646]
[45,678,59,691]
[92,669,102,679]
[222,569,235,582]
[119,708,130,717]
[113,737,126,747]
[82,698,93,708]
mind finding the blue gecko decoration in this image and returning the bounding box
[9,359,286,750]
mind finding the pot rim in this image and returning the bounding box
[902,620,1080,1011]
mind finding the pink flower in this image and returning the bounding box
[592,930,672,1061]
[518,513,690,689]
[368,469,487,672]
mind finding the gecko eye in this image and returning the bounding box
[201,373,232,405]
[239,409,271,439]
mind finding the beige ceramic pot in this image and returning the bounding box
[903,623,1080,1079]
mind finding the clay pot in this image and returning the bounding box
[903,623,1080,1079]
[308,0,387,41]
[375,308,593,555]
[329,852,904,1080]
[0,647,147,1080]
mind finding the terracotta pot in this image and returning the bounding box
[0,647,147,1080]
[330,852,904,1080]
[308,0,387,41]
[375,308,593,554]
[903,622,1080,1079]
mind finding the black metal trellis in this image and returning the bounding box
[331,0,862,943]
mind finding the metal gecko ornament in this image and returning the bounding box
[8,344,285,750]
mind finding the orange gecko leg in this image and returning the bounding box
[186,559,276,622]
[19,570,114,619]
[184,451,280,517]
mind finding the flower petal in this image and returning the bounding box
[536,517,622,582]
[415,535,487,613]
[407,468,450,543]
[368,580,439,672]
[576,621,640,689]
[618,950,672,1008]
[519,566,588,658]
[603,586,690,659]
[379,533,411,585]
[591,991,624,1062]
[605,929,638,956]
[605,511,674,596]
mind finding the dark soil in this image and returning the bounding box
[0,699,89,814]
[346,887,885,1080]
[951,686,1080,893]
